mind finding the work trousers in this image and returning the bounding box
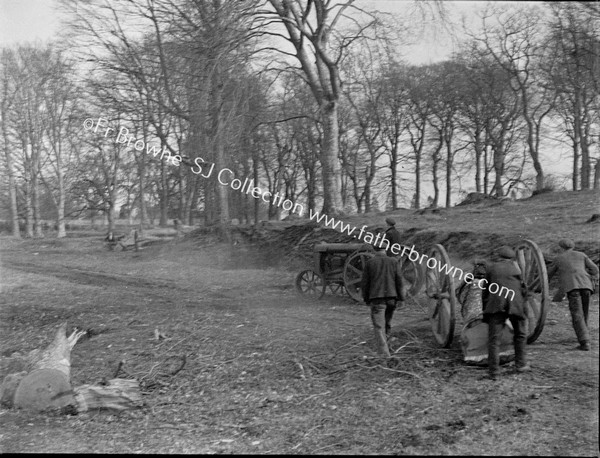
[567,289,591,345]
[487,313,528,376]
[370,299,397,357]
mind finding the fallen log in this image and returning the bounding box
[74,378,143,412]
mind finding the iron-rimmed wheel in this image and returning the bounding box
[343,250,374,302]
[295,269,326,299]
[425,244,457,348]
[515,239,549,343]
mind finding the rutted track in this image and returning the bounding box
[5,260,180,291]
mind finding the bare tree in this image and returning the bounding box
[0,49,21,237]
[472,4,557,191]
[261,0,380,215]
[547,2,600,190]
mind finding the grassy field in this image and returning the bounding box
[0,190,598,455]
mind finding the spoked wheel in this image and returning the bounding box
[343,250,374,302]
[295,269,325,299]
[425,244,457,348]
[398,250,425,296]
[515,239,549,343]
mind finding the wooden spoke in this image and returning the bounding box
[343,251,374,302]
[295,269,326,299]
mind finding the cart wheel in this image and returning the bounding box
[295,269,326,299]
[398,251,425,296]
[516,239,549,343]
[343,250,374,302]
[425,244,457,348]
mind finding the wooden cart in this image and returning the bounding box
[424,240,549,357]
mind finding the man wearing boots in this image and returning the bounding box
[482,246,530,380]
[548,238,599,351]
[361,241,406,357]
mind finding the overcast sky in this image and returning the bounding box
[0,0,473,62]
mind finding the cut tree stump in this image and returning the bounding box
[13,368,75,412]
[74,378,143,412]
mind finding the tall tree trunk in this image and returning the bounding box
[414,154,421,210]
[445,137,452,208]
[56,159,66,238]
[484,143,490,195]
[389,143,398,210]
[138,164,148,235]
[364,175,371,213]
[594,158,600,190]
[25,175,34,238]
[320,101,343,215]
[178,171,185,222]
[431,143,442,208]
[31,145,43,238]
[580,117,591,190]
[2,126,20,238]
[159,155,168,227]
[106,202,115,233]
[572,132,580,191]
[253,149,260,225]
[574,90,590,190]
[522,92,545,191]
[493,145,505,198]
[474,130,482,193]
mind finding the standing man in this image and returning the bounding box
[361,242,406,357]
[384,218,402,257]
[548,238,599,351]
[482,246,530,380]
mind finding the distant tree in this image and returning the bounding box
[473,4,557,192]
[0,49,21,237]
[378,60,408,210]
[546,2,600,190]
[403,65,432,209]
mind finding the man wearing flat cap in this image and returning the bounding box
[482,246,529,379]
[361,239,406,358]
[548,238,599,351]
[384,217,402,257]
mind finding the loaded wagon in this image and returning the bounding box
[424,240,549,362]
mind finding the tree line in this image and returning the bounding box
[0,0,598,237]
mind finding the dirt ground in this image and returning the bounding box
[0,228,598,455]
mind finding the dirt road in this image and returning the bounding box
[0,236,598,455]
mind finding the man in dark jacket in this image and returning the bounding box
[482,246,529,379]
[548,238,599,351]
[384,218,402,257]
[361,242,406,357]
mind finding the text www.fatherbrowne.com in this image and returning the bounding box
[308,210,516,301]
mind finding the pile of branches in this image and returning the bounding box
[246,223,361,266]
